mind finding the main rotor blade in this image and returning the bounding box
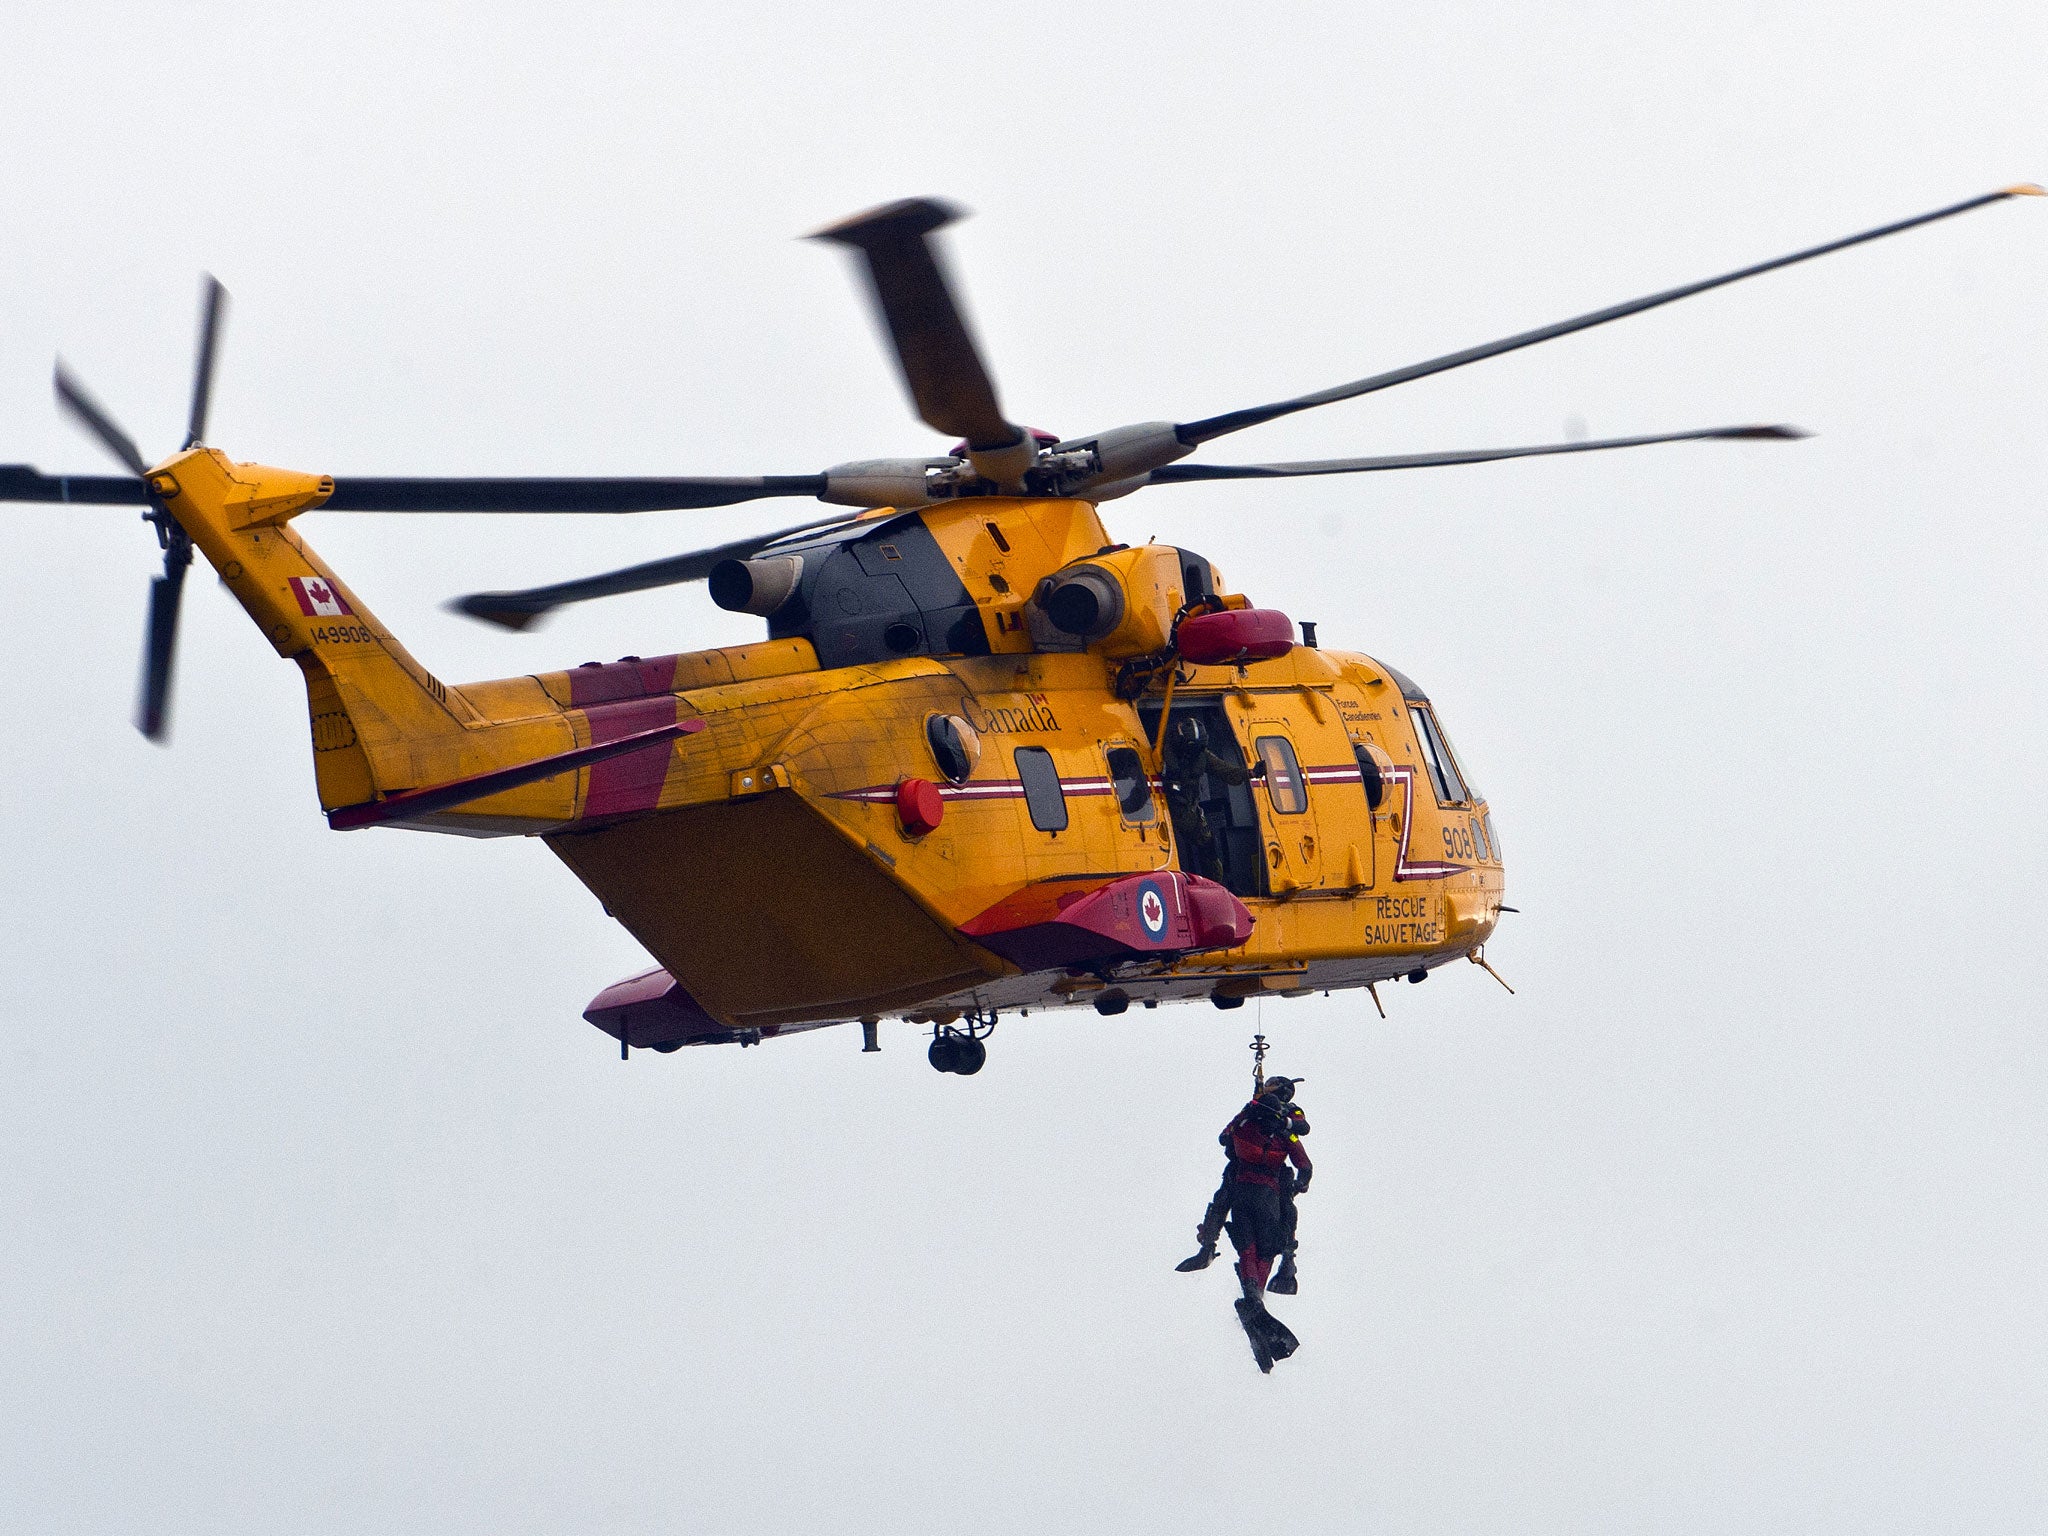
[0,465,148,504]
[448,512,855,630]
[1177,185,2045,446]
[54,363,150,477]
[0,468,831,513]
[1149,424,1807,483]
[321,474,829,513]
[811,198,1023,452]
[137,531,193,742]
[183,275,228,449]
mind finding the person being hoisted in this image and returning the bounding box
[1178,1075,1310,1291]
[1175,1053,1312,1372]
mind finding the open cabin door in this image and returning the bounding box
[1138,696,1267,900]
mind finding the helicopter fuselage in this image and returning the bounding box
[133,448,1506,1048]
[549,635,1505,1039]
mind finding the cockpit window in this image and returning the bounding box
[1411,706,1472,805]
[1105,746,1155,823]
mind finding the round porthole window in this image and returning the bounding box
[926,713,981,784]
[1354,740,1393,809]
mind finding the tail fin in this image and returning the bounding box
[148,447,571,814]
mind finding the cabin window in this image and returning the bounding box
[1353,742,1384,808]
[926,714,980,785]
[1014,747,1069,832]
[1412,706,1470,805]
[1105,746,1155,823]
[1255,736,1307,815]
[1484,811,1500,859]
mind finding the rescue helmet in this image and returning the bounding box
[1170,714,1207,754]
[1260,1075,1300,1102]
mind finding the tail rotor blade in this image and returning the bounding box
[812,199,1026,460]
[184,275,229,449]
[136,532,193,742]
[54,363,150,477]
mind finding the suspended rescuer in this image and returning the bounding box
[1176,1075,1312,1372]
[1177,1076,1310,1290]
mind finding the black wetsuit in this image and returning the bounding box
[1204,1099,1311,1293]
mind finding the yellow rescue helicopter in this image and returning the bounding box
[4,187,2035,1073]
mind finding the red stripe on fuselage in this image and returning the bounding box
[583,697,682,818]
[830,763,1474,882]
[566,655,684,707]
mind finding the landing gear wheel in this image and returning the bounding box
[928,1011,996,1074]
[651,1040,683,1054]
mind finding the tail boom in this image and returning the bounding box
[148,446,623,831]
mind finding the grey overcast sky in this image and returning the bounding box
[2,3,2043,1532]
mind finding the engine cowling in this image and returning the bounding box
[1030,544,1185,657]
[708,554,804,617]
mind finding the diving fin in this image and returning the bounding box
[1235,1297,1276,1373]
[1175,1243,1218,1272]
[1260,1310,1300,1362]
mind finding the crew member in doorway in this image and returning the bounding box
[1159,715,1256,885]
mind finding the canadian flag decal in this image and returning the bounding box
[289,576,355,617]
